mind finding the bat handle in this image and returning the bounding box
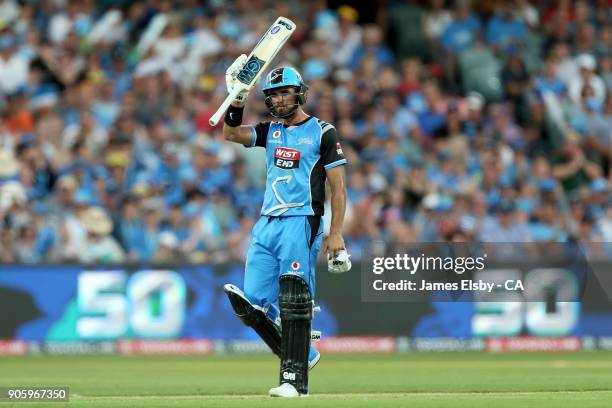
[209,87,243,126]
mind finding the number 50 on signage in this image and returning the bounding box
[77,271,186,339]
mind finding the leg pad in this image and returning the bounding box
[279,274,312,395]
[224,284,281,356]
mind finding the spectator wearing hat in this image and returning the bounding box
[414,193,454,241]
[153,231,180,263]
[0,181,28,241]
[0,149,20,182]
[479,199,532,242]
[163,203,191,247]
[74,206,125,264]
[330,5,362,68]
[568,54,606,105]
[588,177,610,217]
[529,198,566,242]
[0,34,29,94]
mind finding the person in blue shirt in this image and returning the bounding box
[441,1,482,54]
[221,63,348,398]
[534,57,567,99]
[485,6,527,53]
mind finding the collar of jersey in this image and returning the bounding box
[282,116,313,128]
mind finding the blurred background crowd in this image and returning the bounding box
[0,0,610,264]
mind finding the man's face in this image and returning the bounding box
[268,87,298,116]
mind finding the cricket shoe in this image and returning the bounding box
[269,383,308,397]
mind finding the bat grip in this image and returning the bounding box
[209,87,243,126]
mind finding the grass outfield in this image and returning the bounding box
[0,352,611,407]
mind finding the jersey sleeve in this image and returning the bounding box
[244,122,270,148]
[320,126,347,170]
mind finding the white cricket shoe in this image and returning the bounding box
[269,383,307,397]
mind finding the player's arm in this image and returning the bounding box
[223,101,269,148]
[320,126,348,258]
[222,100,254,145]
[222,55,271,148]
[326,165,347,258]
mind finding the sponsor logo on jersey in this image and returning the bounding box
[336,142,344,156]
[296,137,313,145]
[274,147,300,169]
[291,261,300,270]
[273,130,281,138]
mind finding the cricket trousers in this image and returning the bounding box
[243,215,323,310]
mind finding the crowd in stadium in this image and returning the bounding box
[0,0,610,263]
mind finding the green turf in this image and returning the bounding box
[0,352,611,407]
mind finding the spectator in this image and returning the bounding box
[485,4,528,53]
[153,231,180,263]
[0,1,609,264]
[479,199,532,242]
[568,54,606,104]
[440,0,481,55]
[534,57,567,99]
[347,24,394,71]
[74,206,126,263]
[0,34,29,94]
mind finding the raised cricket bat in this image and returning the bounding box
[209,17,296,126]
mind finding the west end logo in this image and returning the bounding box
[274,147,300,169]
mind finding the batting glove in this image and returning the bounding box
[225,54,250,102]
[328,249,352,274]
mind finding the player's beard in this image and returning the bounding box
[273,101,299,119]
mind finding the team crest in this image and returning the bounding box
[336,142,344,156]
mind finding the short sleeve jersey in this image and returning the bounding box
[244,116,347,216]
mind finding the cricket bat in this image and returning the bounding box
[209,17,296,126]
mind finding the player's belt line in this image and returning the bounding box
[74,389,612,400]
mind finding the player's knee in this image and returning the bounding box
[242,288,265,309]
[279,274,312,321]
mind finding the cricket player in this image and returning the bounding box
[221,56,350,397]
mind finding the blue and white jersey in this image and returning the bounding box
[244,116,347,216]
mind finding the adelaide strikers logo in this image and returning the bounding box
[237,55,265,85]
